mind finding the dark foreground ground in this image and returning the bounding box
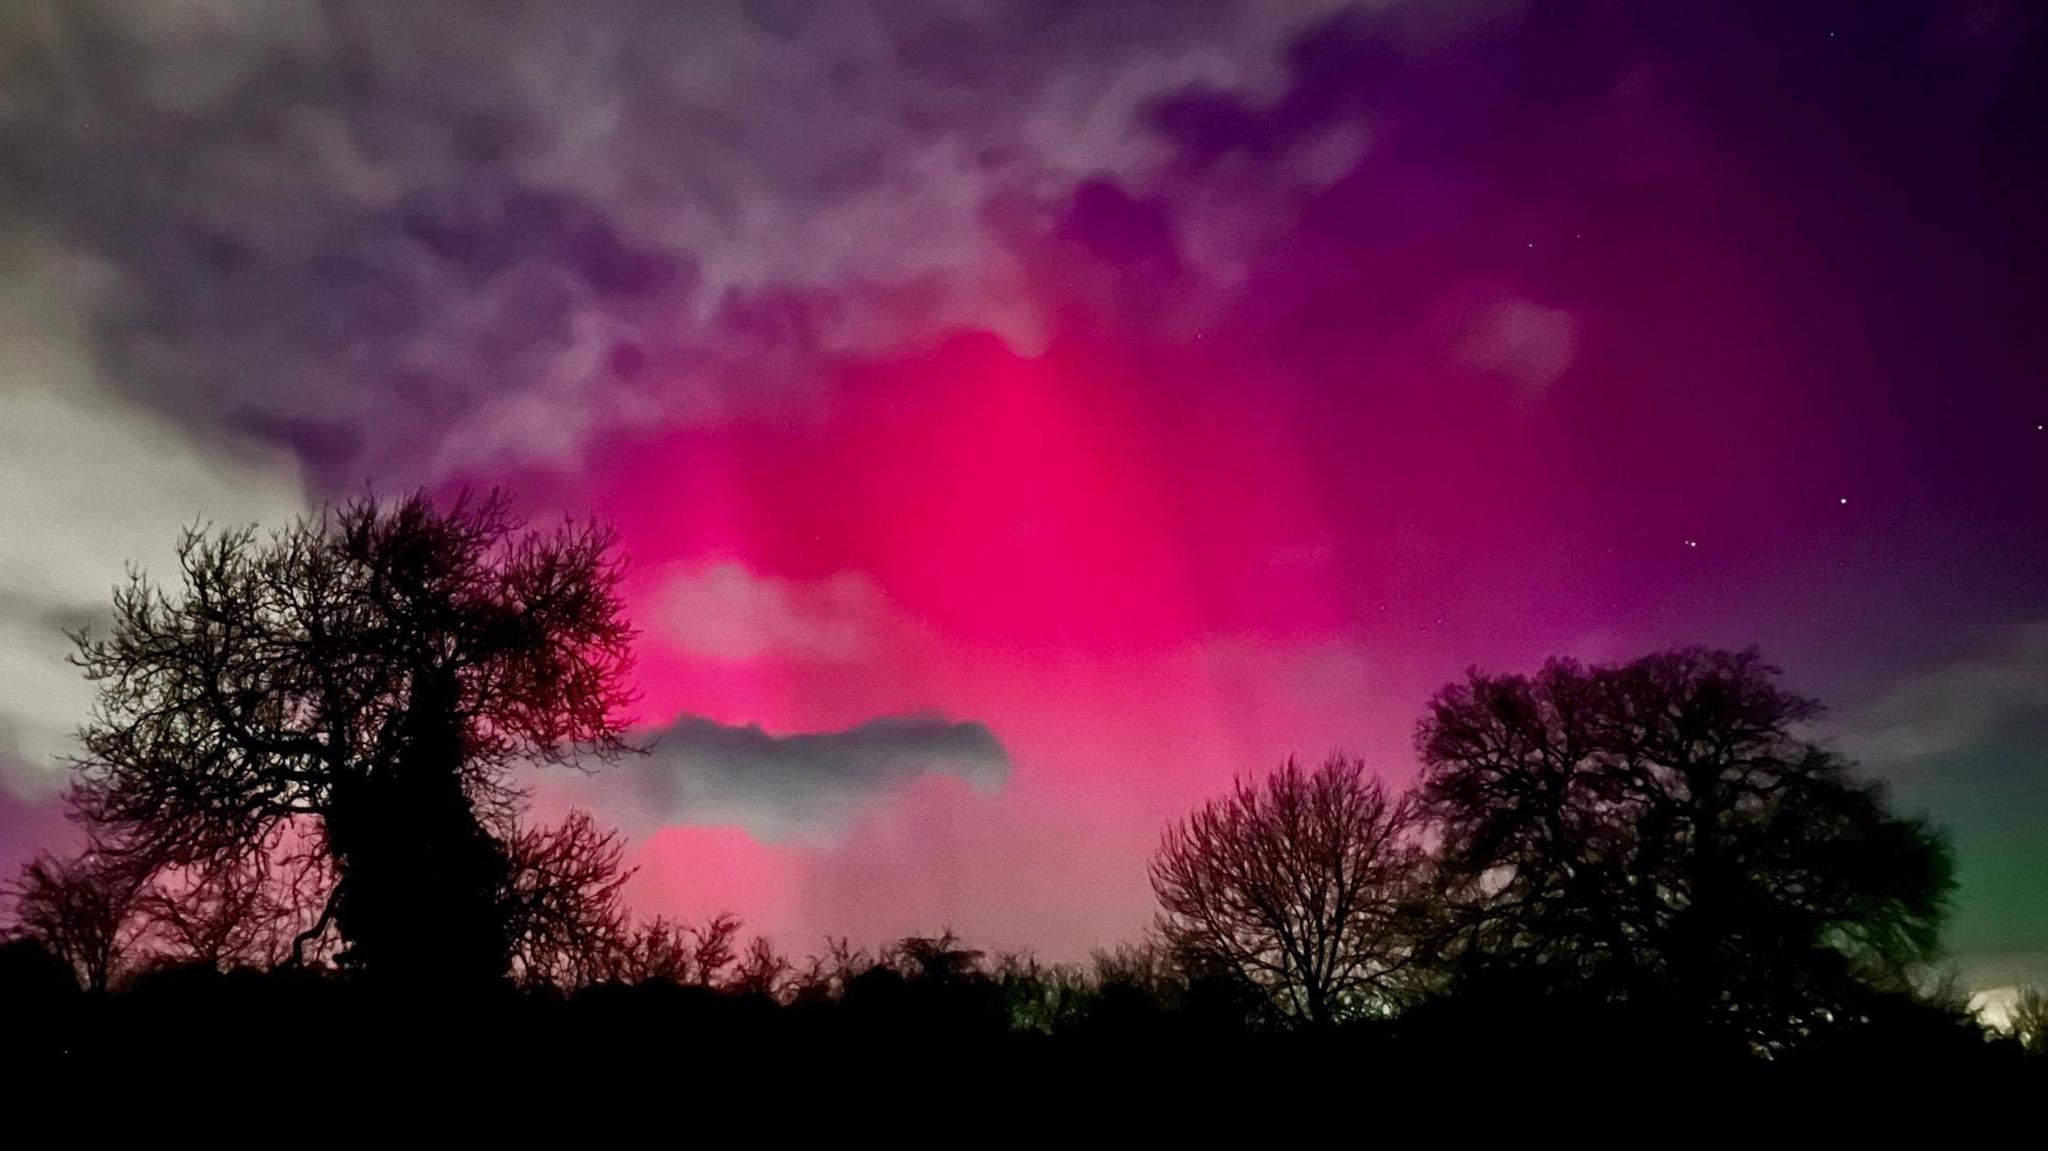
[5,954,2040,1109]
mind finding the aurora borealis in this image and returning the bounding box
[1,1,2044,992]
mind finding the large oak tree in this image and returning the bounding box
[1416,646,1954,1047]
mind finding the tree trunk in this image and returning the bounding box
[324,667,512,986]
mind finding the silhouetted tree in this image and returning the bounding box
[618,918,690,984]
[991,951,1092,1034]
[1417,646,1955,1048]
[1150,754,1423,1025]
[4,850,147,991]
[789,936,874,1005]
[846,928,1009,1038]
[1088,941,1185,1006]
[502,809,634,989]
[133,842,318,971]
[728,935,793,998]
[889,928,985,983]
[1075,941,1199,1036]
[65,490,636,984]
[587,912,795,997]
[690,911,744,986]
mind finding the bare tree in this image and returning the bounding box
[4,850,149,991]
[591,912,792,991]
[502,809,635,990]
[65,490,637,983]
[134,844,310,971]
[1150,754,1423,1025]
[610,917,696,984]
[690,911,743,986]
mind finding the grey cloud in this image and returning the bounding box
[0,0,1353,487]
[622,712,1011,842]
[0,236,307,796]
[1838,623,2048,765]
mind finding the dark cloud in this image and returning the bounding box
[6,0,2039,497]
[1059,180,1180,270]
[617,713,1011,842]
[0,0,1359,488]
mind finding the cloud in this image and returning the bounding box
[655,563,894,662]
[0,0,1368,487]
[0,237,306,796]
[1839,623,2048,764]
[615,712,1011,843]
[1453,296,1579,396]
[1835,622,2048,765]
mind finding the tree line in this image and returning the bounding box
[2,491,2042,1072]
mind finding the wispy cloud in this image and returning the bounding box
[654,563,896,663]
[0,0,1356,485]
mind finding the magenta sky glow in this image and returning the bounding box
[2,1,2044,984]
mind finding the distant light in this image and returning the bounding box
[1838,497,1849,506]
[1685,539,1699,549]
[1971,987,2019,1032]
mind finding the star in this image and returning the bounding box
[1685,539,1699,549]
[1838,497,1849,506]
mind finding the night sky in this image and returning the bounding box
[1,1,2044,991]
